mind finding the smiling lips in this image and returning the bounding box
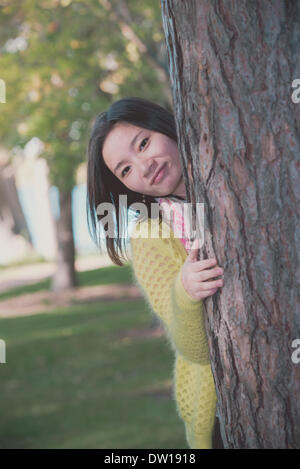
[152,163,167,184]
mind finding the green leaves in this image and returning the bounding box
[0,0,170,191]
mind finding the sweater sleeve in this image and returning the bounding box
[129,219,210,365]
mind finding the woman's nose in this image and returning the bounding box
[136,157,155,179]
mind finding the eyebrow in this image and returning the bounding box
[113,129,144,176]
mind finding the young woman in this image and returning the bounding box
[86,97,224,449]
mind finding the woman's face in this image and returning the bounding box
[102,122,186,198]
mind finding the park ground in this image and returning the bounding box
[0,256,188,449]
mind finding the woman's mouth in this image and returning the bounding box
[152,164,167,184]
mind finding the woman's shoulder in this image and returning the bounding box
[130,216,159,240]
[130,216,171,239]
[130,216,188,261]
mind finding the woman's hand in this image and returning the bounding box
[181,238,224,301]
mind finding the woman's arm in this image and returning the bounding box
[129,218,210,365]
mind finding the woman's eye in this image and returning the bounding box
[139,137,149,151]
[121,138,149,177]
[121,166,130,178]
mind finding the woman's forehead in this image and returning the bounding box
[112,121,141,135]
[106,122,142,147]
[102,122,144,164]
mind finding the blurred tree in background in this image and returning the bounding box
[0,0,171,290]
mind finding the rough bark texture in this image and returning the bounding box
[51,188,77,292]
[161,0,300,448]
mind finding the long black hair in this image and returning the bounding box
[86,96,182,266]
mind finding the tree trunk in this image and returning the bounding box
[51,187,77,292]
[161,0,300,448]
[0,163,32,240]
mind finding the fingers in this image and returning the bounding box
[183,247,224,300]
[191,287,219,301]
[187,240,217,266]
[202,288,219,299]
[199,266,224,282]
[199,278,224,291]
[187,240,220,273]
[192,262,224,299]
[189,257,218,271]
[205,288,220,298]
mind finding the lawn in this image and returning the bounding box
[0,264,188,449]
[0,263,134,301]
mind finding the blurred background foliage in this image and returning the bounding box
[0,0,171,190]
[0,0,173,290]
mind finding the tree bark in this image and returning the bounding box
[161,0,300,448]
[0,163,31,240]
[51,187,77,292]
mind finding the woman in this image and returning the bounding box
[86,97,224,449]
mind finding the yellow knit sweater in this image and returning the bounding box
[129,216,217,449]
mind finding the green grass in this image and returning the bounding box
[0,297,188,449]
[0,263,134,302]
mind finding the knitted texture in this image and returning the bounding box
[129,216,217,449]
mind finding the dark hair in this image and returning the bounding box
[86,96,180,266]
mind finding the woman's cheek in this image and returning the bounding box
[126,176,137,192]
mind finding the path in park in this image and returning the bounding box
[0,254,113,293]
[0,255,143,318]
